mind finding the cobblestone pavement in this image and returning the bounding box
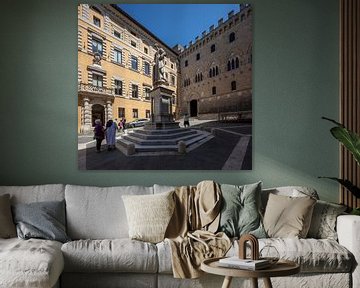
[78,119,252,170]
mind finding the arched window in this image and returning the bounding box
[212,67,215,76]
[209,69,212,78]
[231,81,236,91]
[200,73,203,81]
[227,61,231,71]
[229,32,235,43]
[236,57,239,68]
[216,66,219,75]
[231,59,235,70]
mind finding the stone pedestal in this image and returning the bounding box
[146,85,179,130]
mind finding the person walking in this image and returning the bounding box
[122,118,127,133]
[93,119,104,153]
[184,113,190,128]
[105,119,117,151]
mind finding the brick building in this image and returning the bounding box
[176,4,252,119]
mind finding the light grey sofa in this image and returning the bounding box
[0,184,359,288]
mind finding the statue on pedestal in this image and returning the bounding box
[153,44,167,86]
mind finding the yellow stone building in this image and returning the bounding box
[77,4,178,133]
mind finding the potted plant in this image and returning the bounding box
[320,117,360,215]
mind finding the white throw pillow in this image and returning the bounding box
[122,191,175,243]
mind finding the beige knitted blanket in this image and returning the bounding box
[165,180,231,279]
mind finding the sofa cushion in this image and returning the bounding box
[261,186,319,213]
[232,238,353,273]
[122,191,175,243]
[65,185,153,239]
[218,182,266,238]
[263,194,316,238]
[158,238,353,274]
[0,184,65,204]
[12,200,70,243]
[307,200,347,240]
[0,238,64,288]
[61,239,158,273]
[0,194,16,238]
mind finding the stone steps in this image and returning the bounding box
[128,129,197,140]
[117,129,212,154]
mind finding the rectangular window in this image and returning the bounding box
[92,37,103,55]
[196,53,200,60]
[114,30,121,39]
[212,86,216,95]
[118,107,125,118]
[92,74,103,87]
[114,49,122,64]
[93,16,100,27]
[144,62,150,75]
[211,44,216,53]
[171,75,175,86]
[231,81,237,91]
[133,108,138,118]
[144,87,151,100]
[146,110,150,118]
[131,56,138,70]
[131,40,137,48]
[132,84,139,98]
[171,63,174,69]
[144,47,148,54]
[114,80,122,95]
[185,60,188,67]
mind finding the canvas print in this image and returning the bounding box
[77,3,253,170]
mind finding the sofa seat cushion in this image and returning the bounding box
[157,238,353,274]
[0,238,64,288]
[229,238,354,273]
[62,239,158,273]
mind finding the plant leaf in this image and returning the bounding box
[318,177,360,198]
[330,126,360,165]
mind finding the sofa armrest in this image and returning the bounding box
[337,215,360,288]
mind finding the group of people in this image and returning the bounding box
[93,118,126,153]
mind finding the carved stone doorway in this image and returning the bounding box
[92,104,105,126]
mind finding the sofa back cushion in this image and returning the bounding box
[0,184,65,204]
[65,185,153,239]
[261,186,319,213]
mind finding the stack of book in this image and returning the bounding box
[218,257,271,270]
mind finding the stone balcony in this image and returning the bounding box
[78,83,114,97]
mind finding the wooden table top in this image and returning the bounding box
[201,257,300,278]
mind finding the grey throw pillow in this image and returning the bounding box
[307,200,347,240]
[0,194,17,238]
[218,182,266,238]
[12,200,70,243]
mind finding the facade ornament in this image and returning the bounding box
[93,52,102,65]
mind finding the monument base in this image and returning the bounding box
[144,121,180,130]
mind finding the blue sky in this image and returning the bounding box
[118,4,240,48]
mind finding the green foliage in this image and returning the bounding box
[320,117,360,199]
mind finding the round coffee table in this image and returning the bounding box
[201,257,300,288]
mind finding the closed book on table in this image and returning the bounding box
[218,257,271,270]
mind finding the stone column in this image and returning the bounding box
[151,96,154,122]
[106,100,112,122]
[83,97,91,132]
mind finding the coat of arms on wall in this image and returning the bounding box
[77,3,253,170]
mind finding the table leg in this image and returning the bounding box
[221,276,233,288]
[263,277,273,288]
[251,278,258,288]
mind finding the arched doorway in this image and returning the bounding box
[92,104,105,126]
[190,100,198,117]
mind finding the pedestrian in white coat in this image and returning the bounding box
[105,119,117,151]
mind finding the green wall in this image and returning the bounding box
[0,0,340,202]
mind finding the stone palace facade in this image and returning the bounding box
[77,4,252,133]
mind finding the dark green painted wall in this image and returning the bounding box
[0,0,340,202]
